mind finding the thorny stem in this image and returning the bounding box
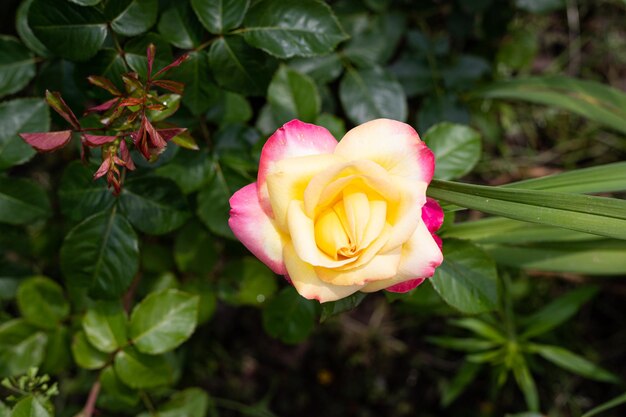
[82,380,101,417]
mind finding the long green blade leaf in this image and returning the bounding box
[428,180,626,240]
[472,76,626,135]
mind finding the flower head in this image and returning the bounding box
[229,119,444,303]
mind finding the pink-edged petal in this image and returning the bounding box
[258,120,338,215]
[82,134,118,147]
[228,183,287,275]
[361,220,442,293]
[386,278,426,293]
[422,197,444,233]
[334,118,435,183]
[284,243,362,303]
[20,130,72,152]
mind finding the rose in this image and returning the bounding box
[228,119,444,303]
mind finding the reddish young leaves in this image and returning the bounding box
[19,130,73,152]
[45,90,81,130]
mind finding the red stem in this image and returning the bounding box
[83,380,101,417]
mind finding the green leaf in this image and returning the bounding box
[139,388,210,417]
[429,239,498,314]
[60,209,139,299]
[339,66,407,125]
[451,318,506,342]
[268,65,320,123]
[342,12,406,67]
[520,286,598,339]
[58,161,115,222]
[158,2,204,49]
[472,76,626,135]
[68,0,102,4]
[181,278,217,325]
[0,400,9,417]
[428,180,626,240]
[105,0,158,37]
[114,346,174,388]
[17,276,69,329]
[0,319,47,377]
[512,355,539,412]
[206,91,253,127]
[191,0,250,34]
[155,149,213,194]
[487,240,626,275]
[82,301,128,353]
[440,361,481,407]
[209,36,278,96]
[130,289,199,354]
[390,55,433,97]
[581,392,626,417]
[320,292,366,322]
[289,53,343,85]
[169,50,219,115]
[196,162,243,239]
[119,176,190,235]
[16,0,50,57]
[428,336,499,352]
[528,344,619,383]
[262,287,317,344]
[11,396,51,417]
[241,0,347,58]
[219,257,277,306]
[71,330,109,370]
[0,98,48,170]
[98,366,140,410]
[496,28,538,71]
[0,177,51,225]
[28,0,108,61]
[174,221,218,274]
[423,123,482,180]
[0,36,35,99]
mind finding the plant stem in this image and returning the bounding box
[82,381,101,417]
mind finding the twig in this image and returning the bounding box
[82,381,101,417]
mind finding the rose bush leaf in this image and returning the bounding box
[16,276,69,329]
[262,287,318,344]
[71,330,109,370]
[10,396,51,417]
[136,388,210,417]
[41,326,72,375]
[60,209,139,299]
[158,2,204,49]
[268,65,320,123]
[170,51,220,115]
[104,0,158,37]
[0,177,51,225]
[0,98,49,169]
[16,0,50,57]
[241,0,348,58]
[119,176,190,235]
[429,239,498,314]
[423,122,482,180]
[0,36,36,99]
[98,366,140,409]
[129,289,199,355]
[124,33,172,80]
[191,0,250,34]
[339,66,407,125]
[28,0,108,61]
[209,36,278,96]
[59,161,115,222]
[174,220,218,275]
[114,346,175,388]
[0,319,47,377]
[82,301,128,353]
[288,53,344,85]
[219,258,277,306]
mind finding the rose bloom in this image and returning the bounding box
[228,119,444,303]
